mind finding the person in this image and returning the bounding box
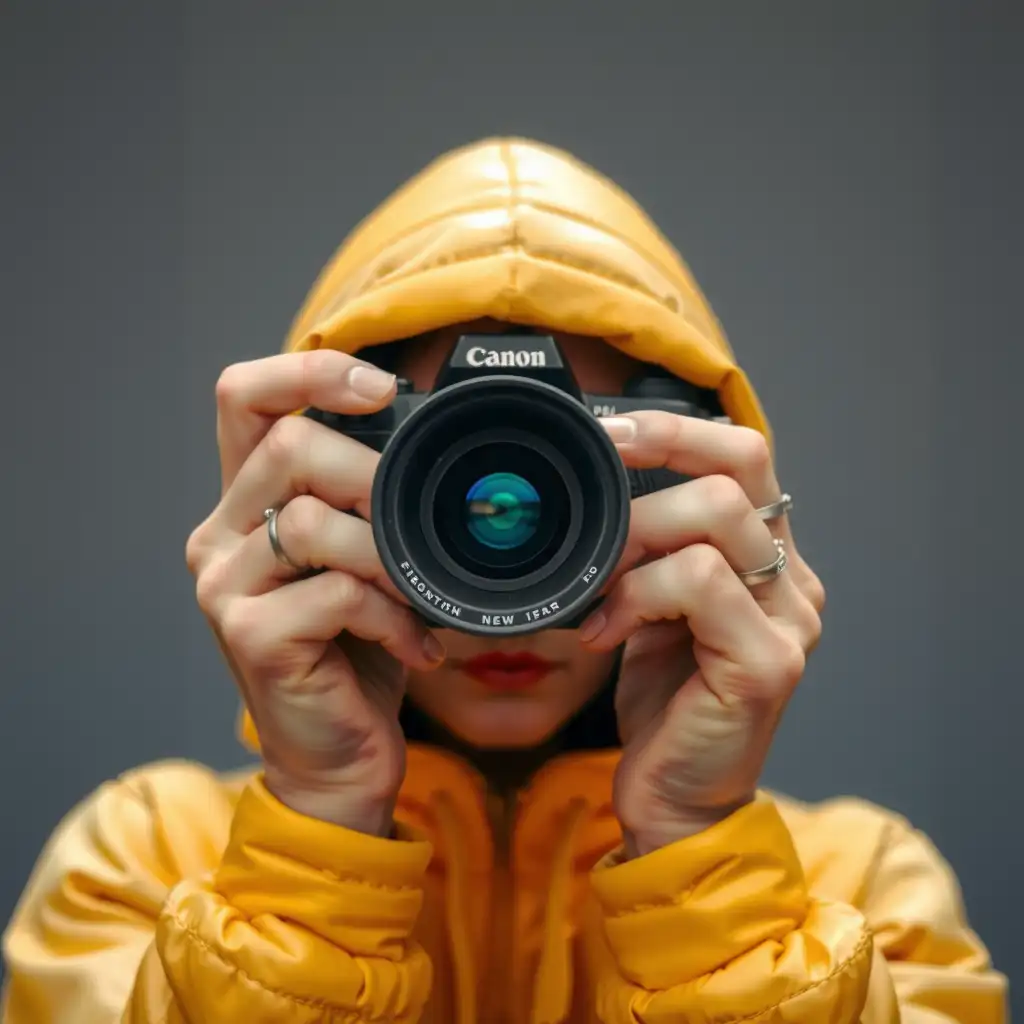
[1,138,1006,1024]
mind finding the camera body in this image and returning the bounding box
[305,333,723,636]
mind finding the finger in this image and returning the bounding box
[215,350,397,492]
[219,495,405,602]
[600,411,824,610]
[221,569,445,675]
[600,411,789,535]
[212,413,380,536]
[607,474,777,589]
[580,544,810,696]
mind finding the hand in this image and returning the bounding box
[582,412,825,858]
[185,350,445,836]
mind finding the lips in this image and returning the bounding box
[458,651,557,691]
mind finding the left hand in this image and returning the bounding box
[580,411,825,858]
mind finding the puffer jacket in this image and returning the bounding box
[1,137,1006,1023]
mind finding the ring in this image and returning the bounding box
[263,506,303,571]
[738,538,788,586]
[756,493,793,521]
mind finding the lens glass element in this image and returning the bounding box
[371,377,631,634]
[432,439,568,579]
[465,472,541,551]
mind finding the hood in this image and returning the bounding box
[240,137,769,757]
[281,136,769,439]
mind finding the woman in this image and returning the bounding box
[2,138,1006,1023]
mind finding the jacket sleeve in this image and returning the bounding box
[1,762,434,1023]
[585,794,1007,1024]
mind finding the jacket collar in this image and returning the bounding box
[396,740,624,875]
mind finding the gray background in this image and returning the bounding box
[1,0,1020,1009]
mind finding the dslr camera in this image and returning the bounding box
[306,331,723,636]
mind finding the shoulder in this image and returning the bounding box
[91,757,248,822]
[2,761,261,1009]
[770,790,971,922]
[111,756,253,817]
[772,789,904,848]
[29,759,252,894]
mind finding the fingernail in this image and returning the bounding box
[578,611,607,643]
[601,416,638,443]
[423,632,447,664]
[348,365,396,400]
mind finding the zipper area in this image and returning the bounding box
[480,786,522,1023]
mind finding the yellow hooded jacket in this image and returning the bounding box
[1,139,1007,1023]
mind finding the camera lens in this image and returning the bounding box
[424,437,580,599]
[426,436,570,583]
[465,472,541,551]
[371,376,630,636]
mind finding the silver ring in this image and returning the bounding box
[738,538,788,586]
[263,506,303,571]
[756,493,793,521]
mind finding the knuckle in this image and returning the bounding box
[194,557,231,615]
[280,494,328,553]
[648,409,684,444]
[733,427,772,473]
[615,569,643,611]
[184,523,209,575]
[328,572,365,614]
[804,608,824,651]
[214,363,249,409]
[219,600,265,660]
[263,413,312,470]
[700,474,750,522]
[804,570,827,613]
[299,348,345,391]
[757,636,805,697]
[795,595,823,650]
[774,639,807,690]
[185,513,227,579]
[681,543,730,593]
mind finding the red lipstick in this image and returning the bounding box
[458,651,556,691]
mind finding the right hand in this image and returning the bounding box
[185,350,446,836]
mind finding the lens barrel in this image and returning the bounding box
[371,376,630,635]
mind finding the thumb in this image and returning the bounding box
[615,624,694,744]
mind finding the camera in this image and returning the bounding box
[305,332,723,636]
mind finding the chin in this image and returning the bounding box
[444,699,566,750]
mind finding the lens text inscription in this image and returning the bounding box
[398,561,463,618]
